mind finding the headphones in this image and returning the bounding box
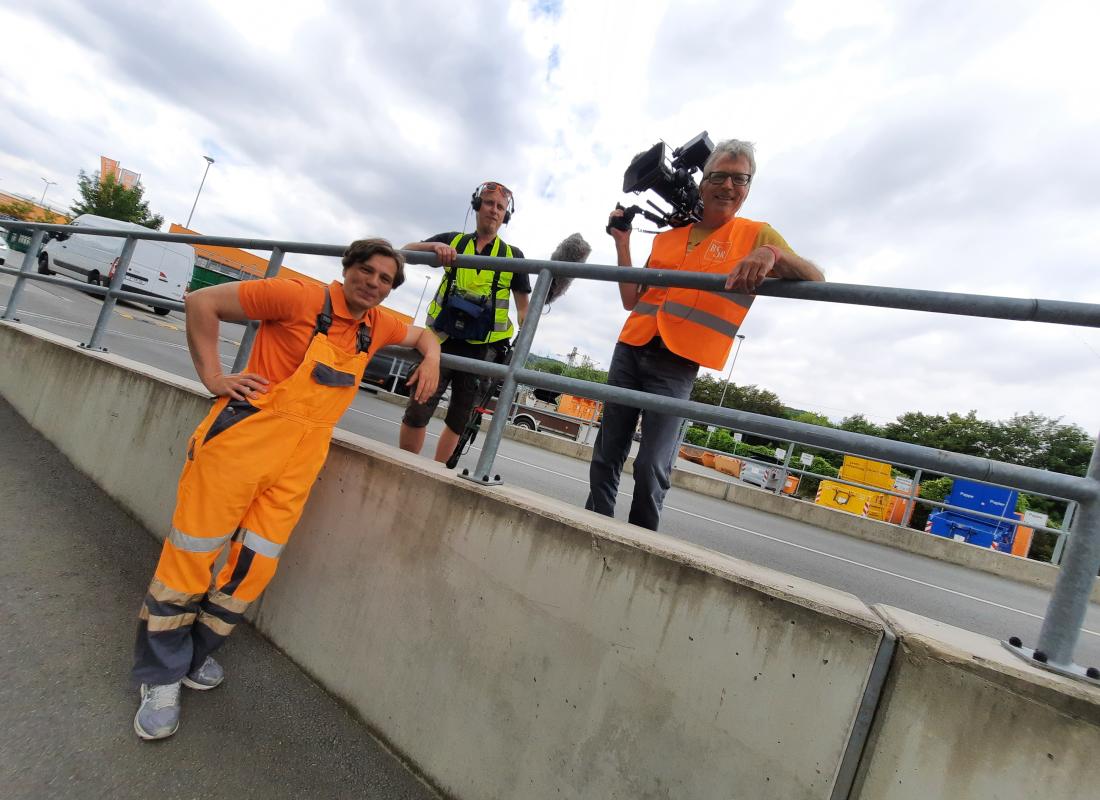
[470,181,515,224]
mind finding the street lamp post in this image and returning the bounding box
[39,178,57,206]
[185,156,215,229]
[704,334,746,449]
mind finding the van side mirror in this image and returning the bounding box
[44,231,70,242]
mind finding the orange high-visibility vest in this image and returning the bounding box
[618,217,764,370]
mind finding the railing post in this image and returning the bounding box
[1,230,45,322]
[231,248,284,373]
[1007,430,1100,681]
[83,236,136,352]
[465,268,553,485]
[1052,501,1076,565]
[902,469,923,528]
[775,441,794,495]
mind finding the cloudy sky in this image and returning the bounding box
[2,0,1098,434]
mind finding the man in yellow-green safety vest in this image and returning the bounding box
[399,180,530,463]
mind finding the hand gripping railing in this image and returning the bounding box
[2,220,1099,683]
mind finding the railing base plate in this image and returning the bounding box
[1002,639,1100,686]
[459,468,503,486]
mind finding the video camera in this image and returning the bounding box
[607,131,714,233]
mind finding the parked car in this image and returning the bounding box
[361,346,418,395]
[37,214,194,315]
[0,235,8,266]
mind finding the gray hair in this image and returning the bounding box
[703,139,757,176]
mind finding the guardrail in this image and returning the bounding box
[2,220,1098,684]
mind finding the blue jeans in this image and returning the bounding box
[586,341,698,531]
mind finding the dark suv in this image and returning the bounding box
[361,346,419,395]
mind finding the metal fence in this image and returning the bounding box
[1,220,1099,684]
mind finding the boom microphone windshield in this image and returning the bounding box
[546,232,591,304]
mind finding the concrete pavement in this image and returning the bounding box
[0,397,440,800]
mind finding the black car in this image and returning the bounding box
[361,346,420,396]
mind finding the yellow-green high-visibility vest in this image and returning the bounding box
[426,234,516,344]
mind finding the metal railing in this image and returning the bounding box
[1,220,1098,683]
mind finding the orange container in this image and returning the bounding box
[781,475,800,495]
[884,497,907,525]
[702,452,717,469]
[679,446,705,464]
[557,394,600,421]
[714,455,742,477]
[1011,526,1034,557]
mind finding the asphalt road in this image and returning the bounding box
[4,268,1100,669]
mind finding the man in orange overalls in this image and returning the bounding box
[588,138,825,531]
[131,238,440,740]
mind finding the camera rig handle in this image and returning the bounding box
[606,203,672,234]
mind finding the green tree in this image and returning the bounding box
[839,414,884,438]
[527,355,566,375]
[787,410,833,427]
[70,170,164,229]
[563,355,607,384]
[690,374,786,417]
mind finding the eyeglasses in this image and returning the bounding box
[703,171,752,187]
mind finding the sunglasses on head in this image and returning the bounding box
[480,181,513,198]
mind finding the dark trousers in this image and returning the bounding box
[586,341,698,531]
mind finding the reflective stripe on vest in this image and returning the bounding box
[618,218,765,370]
[425,234,516,344]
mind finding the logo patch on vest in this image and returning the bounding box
[704,241,732,262]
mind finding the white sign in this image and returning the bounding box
[706,425,716,433]
[775,448,787,460]
[894,477,914,493]
[733,433,743,442]
[1022,510,1049,528]
[800,452,814,466]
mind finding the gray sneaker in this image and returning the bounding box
[134,682,181,740]
[182,656,224,690]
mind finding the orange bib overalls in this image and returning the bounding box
[133,289,371,685]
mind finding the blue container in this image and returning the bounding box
[927,479,1018,550]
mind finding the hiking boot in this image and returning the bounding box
[134,682,181,740]
[182,656,224,691]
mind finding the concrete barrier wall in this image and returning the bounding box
[852,606,1100,799]
[1,322,886,798]
[0,324,205,535]
[6,320,1100,800]
[254,444,886,799]
[376,387,1100,600]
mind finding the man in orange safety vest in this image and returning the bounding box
[587,138,825,531]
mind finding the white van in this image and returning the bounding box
[38,214,194,316]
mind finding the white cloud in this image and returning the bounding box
[1,0,1097,435]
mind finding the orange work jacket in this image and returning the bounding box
[618,217,763,370]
